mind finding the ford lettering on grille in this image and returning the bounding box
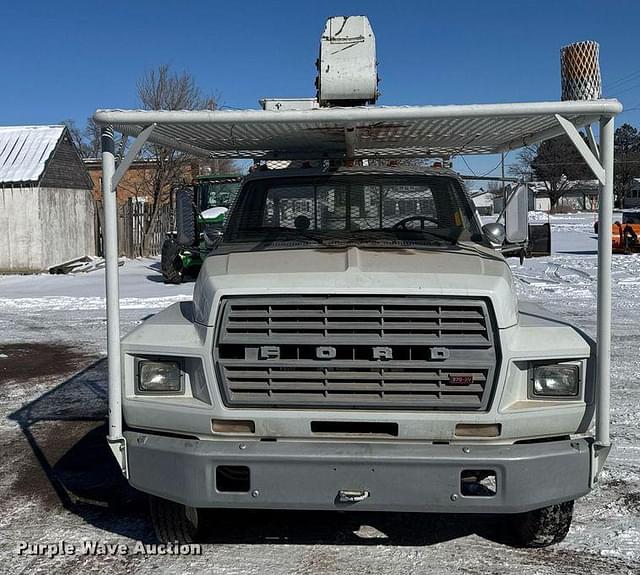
[213,296,499,410]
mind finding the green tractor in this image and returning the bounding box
[161,174,242,283]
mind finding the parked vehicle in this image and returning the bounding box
[594,210,640,253]
[93,15,620,549]
[161,174,242,283]
[126,164,596,547]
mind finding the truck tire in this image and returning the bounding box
[149,496,202,543]
[161,238,184,284]
[509,500,574,548]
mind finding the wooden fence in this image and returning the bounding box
[95,199,173,258]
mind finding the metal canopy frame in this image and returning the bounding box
[94,100,620,160]
[95,99,621,476]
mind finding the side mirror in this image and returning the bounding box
[175,187,196,246]
[203,229,223,250]
[482,222,506,247]
[504,183,529,244]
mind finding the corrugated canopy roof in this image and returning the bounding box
[94,99,622,160]
[0,125,65,183]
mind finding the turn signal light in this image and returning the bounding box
[455,423,501,437]
[212,419,255,434]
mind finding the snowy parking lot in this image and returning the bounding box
[1,213,638,574]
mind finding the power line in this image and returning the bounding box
[478,151,510,178]
[462,152,512,179]
[609,80,640,98]
[606,68,640,90]
[459,155,476,176]
[449,134,481,159]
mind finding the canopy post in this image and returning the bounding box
[596,115,614,449]
[101,125,127,475]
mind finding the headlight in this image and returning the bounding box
[530,363,579,398]
[137,360,183,393]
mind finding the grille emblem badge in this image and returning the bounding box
[373,346,393,360]
[316,346,337,359]
[259,346,280,360]
[429,347,450,360]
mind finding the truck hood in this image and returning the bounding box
[193,246,518,328]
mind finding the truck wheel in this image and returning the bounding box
[149,495,202,543]
[161,238,184,284]
[509,500,574,548]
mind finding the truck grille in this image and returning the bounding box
[214,296,499,410]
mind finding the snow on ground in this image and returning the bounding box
[507,214,640,570]
[0,259,192,352]
[1,217,639,574]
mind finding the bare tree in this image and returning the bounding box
[61,119,88,156]
[614,123,640,208]
[83,117,102,159]
[61,118,102,159]
[509,137,590,212]
[509,146,537,181]
[135,65,235,255]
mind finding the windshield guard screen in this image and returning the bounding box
[225,174,481,247]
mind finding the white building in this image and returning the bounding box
[622,178,640,209]
[0,125,95,272]
[469,189,495,215]
[527,180,599,212]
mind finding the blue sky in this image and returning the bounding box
[3,0,640,176]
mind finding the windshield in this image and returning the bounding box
[198,180,241,211]
[224,174,481,249]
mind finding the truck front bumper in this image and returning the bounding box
[125,432,593,514]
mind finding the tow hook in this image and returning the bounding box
[337,490,370,503]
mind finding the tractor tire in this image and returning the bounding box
[161,238,184,284]
[508,500,574,548]
[149,495,202,543]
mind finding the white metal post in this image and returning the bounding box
[596,115,614,447]
[101,126,126,472]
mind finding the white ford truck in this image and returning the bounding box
[120,165,597,545]
[94,15,620,549]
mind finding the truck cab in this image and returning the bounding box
[122,165,596,545]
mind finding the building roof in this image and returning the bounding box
[0,125,66,184]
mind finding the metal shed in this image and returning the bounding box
[0,125,95,272]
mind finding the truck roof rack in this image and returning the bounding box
[94,99,621,160]
[94,99,621,477]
